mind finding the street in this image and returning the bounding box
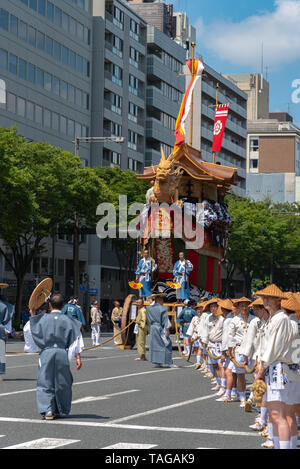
[0,334,263,450]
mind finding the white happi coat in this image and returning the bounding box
[202,313,224,348]
[239,317,268,362]
[227,314,255,354]
[186,315,202,340]
[196,311,209,342]
[221,312,234,352]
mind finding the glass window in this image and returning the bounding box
[77,22,84,41]
[83,59,89,77]
[26,101,34,120]
[62,12,69,31]
[37,31,45,50]
[75,122,81,137]
[36,68,44,87]
[28,26,36,47]
[44,108,51,127]
[9,54,18,75]
[35,104,43,124]
[69,17,76,36]
[62,46,69,65]
[0,49,8,70]
[76,55,83,74]
[68,119,75,136]
[53,76,59,95]
[52,112,59,130]
[29,0,37,10]
[75,88,82,106]
[19,21,27,42]
[250,137,259,152]
[53,41,61,60]
[45,37,53,56]
[17,97,26,117]
[60,115,67,134]
[19,59,27,80]
[38,0,45,15]
[44,72,52,91]
[10,15,18,36]
[54,7,62,26]
[0,9,9,31]
[84,27,89,45]
[68,85,75,103]
[46,1,54,21]
[69,51,76,69]
[60,81,67,99]
[7,93,16,113]
[28,63,35,83]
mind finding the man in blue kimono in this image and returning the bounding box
[0,287,14,381]
[135,249,157,299]
[146,293,176,368]
[62,298,86,333]
[177,300,197,356]
[26,294,83,420]
[173,252,193,301]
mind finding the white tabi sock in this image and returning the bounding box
[239,391,246,401]
[232,387,237,395]
[209,365,214,375]
[196,355,201,363]
[290,435,298,450]
[273,437,280,449]
[268,423,274,440]
[249,391,254,401]
[225,389,231,398]
[279,441,290,450]
[221,378,226,387]
[260,407,268,425]
[183,345,187,354]
[216,377,221,386]
[186,346,190,355]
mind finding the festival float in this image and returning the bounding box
[120,51,238,350]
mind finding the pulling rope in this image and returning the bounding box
[205,346,222,361]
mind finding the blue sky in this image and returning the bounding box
[169,0,300,126]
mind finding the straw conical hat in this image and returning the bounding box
[232,297,252,305]
[255,284,287,299]
[218,298,233,311]
[29,278,53,311]
[251,297,264,307]
[0,283,9,289]
[203,298,219,312]
[195,302,205,309]
[281,294,300,313]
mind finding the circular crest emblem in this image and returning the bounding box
[214,120,223,136]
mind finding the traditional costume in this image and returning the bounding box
[135,305,150,360]
[111,305,123,345]
[136,257,157,298]
[173,259,193,301]
[61,301,86,326]
[25,310,83,418]
[90,302,102,346]
[0,286,14,379]
[146,296,173,367]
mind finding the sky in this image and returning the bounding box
[169,0,300,126]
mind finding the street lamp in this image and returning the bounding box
[72,135,125,298]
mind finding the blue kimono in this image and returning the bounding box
[173,260,193,300]
[177,307,197,338]
[30,311,81,417]
[61,304,86,325]
[0,300,14,375]
[136,257,157,298]
[146,304,172,365]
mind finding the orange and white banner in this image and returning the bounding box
[212,105,229,153]
[174,58,204,148]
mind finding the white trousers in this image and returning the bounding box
[0,339,6,375]
[91,325,100,345]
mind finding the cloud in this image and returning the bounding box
[195,0,300,69]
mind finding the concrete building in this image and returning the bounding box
[223,73,269,121]
[246,118,300,203]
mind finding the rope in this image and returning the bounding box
[205,346,222,361]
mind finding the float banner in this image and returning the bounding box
[212,105,229,153]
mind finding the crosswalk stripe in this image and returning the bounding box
[102,442,157,449]
[72,389,140,404]
[3,438,80,449]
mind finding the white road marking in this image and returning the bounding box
[0,367,181,398]
[3,438,80,449]
[102,442,157,449]
[0,417,261,438]
[72,389,140,404]
[109,393,219,424]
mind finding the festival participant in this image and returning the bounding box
[202,299,225,394]
[111,301,123,346]
[227,297,254,408]
[186,303,204,369]
[197,301,210,376]
[255,285,297,450]
[146,293,176,368]
[177,299,197,357]
[135,299,150,361]
[0,284,14,381]
[135,249,157,300]
[90,300,102,347]
[173,252,193,301]
[25,293,83,420]
[61,298,86,334]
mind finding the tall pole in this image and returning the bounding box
[189,42,196,146]
[212,83,219,164]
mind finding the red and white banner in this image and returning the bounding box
[212,105,229,153]
[174,58,204,148]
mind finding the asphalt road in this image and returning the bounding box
[0,333,264,450]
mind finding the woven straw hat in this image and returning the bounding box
[218,298,233,311]
[282,293,300,313]
[151,293,167,299]
[203,298,219,312]
[251,297,264,307]
[232,297,252,305]
[0,283,9,289]
[29,278,53,311]
[255,284,287,299]
[195,302,205,309]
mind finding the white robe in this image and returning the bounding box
[227,314,255,353]
[202,313,224,347]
